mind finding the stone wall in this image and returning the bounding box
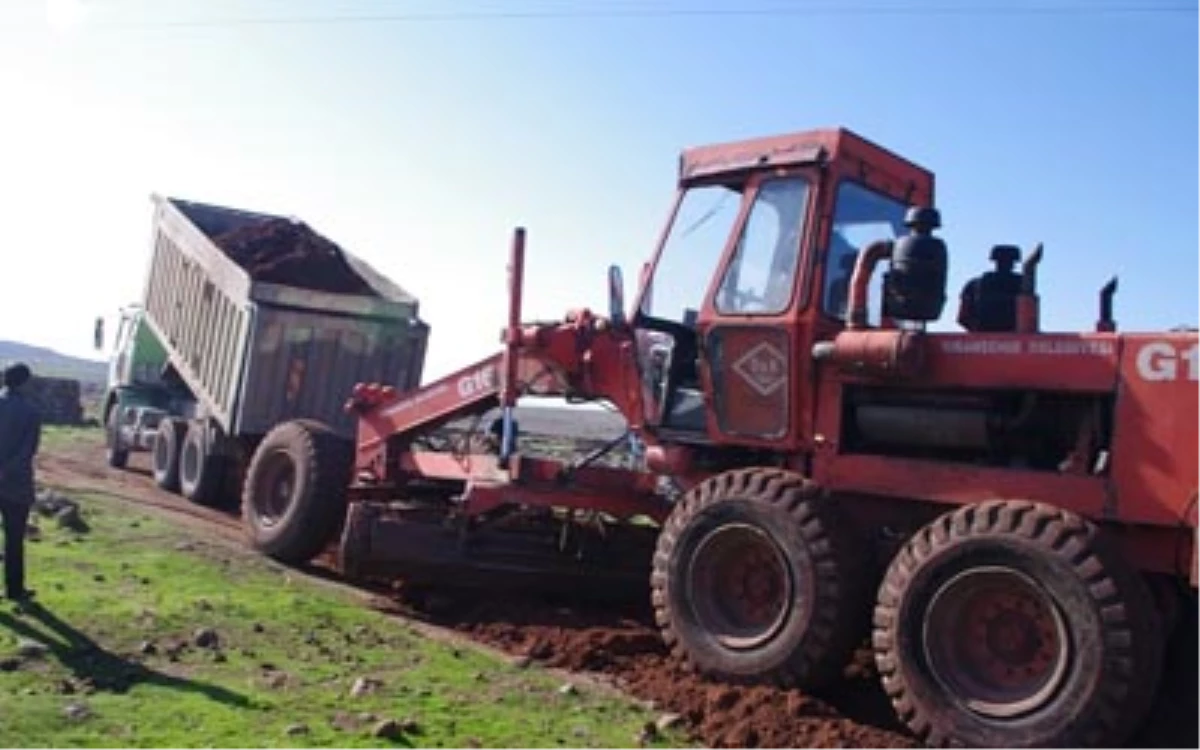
[25,376,85,426]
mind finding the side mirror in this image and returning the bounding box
[93,316,105,351]
[607,265,626,327]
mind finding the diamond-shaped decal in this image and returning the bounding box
[732,342,787,397]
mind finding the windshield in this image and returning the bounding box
[639,184,742,325]
[822,181,909,322]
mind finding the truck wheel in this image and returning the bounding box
[179,422,225,507]
[104,408,129,469]
[874,500,1164,748]
[242,420,351,565]
[152,419,185,492]
[651,468,868,689]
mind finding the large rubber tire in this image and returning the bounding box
[104,408,129,469]
[241,420,352,565]
[651,468,868,690]
[179,422,225,507]
[151,419,185,492]
[873,500,1164,748]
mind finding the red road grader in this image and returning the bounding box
[240,128,1197,748]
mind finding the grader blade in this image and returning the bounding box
[337,501,656,601]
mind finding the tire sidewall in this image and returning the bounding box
[892,535,1106,746]
[179,424,224,505]
[179,427,203,492]
[152,420,181,489]
[666,497,818,678]
[245,436,313,551]
[105,408,128,467]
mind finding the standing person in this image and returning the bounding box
[0,363,42,603]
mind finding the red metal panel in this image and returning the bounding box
[812,453,1109,518]
[919,333,1120,391]
[1108,333,1199,526]
[707,326,791,440]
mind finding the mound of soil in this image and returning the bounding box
[212,218,376,297]
[404,593,915,749]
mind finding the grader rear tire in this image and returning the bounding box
[873,500,1164,748]
[651,468,869,690]
[242,420,352,565]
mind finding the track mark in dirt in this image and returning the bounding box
[36,444,243,541]
[384,593,916,749]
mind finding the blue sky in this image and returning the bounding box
[0,0,1195,380]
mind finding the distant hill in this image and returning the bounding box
[0,340,107,386]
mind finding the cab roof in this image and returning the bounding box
[678,127,934,202]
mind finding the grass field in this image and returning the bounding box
[0,493,686,748]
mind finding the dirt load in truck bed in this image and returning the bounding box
[212,217,378,297]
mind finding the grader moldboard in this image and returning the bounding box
[239,128,1197,748]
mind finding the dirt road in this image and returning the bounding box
[35,436,1197,749]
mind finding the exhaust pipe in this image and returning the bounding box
[1015,242,1043,333]
[1096,276,1118,333]
[846,240,894,330]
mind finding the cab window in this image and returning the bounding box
[640,184,742,326]
[714,177,810,315]
[823,181,909,323]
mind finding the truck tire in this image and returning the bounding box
[152,419,185,492]
[873,500,1164,748]
[179,422,225,507]
[242,419,352,565]
[104,408,129,469]
[651,468,868,689]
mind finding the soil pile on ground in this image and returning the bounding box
[400,592,915,749]
[212,218,377,297]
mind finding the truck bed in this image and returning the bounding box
[141,195,429,439]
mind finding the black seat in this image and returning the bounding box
[971,270,1022,332]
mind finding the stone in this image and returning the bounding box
[655,713,684,732]
[284,723,309,736]
[349,676,382,697]
[63,702,91,721]
[372,719,403,740]
[193,628,219,649]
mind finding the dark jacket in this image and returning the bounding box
[0,387,42,506]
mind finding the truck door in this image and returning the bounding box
[696,172,814,444]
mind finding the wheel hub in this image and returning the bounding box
[254,451,297,527]
[924,566,1070,719]
[686,523,794,651]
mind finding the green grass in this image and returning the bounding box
[0,496,685,748]
[39,425,103,452]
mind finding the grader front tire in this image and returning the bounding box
[874,500,1164,748]
[651,468,869,690]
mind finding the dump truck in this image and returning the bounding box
[96,195,429,507]
[239,127,1197,748]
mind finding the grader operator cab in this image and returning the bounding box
[241,127,1197,748]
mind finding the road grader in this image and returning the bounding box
[239,127,1197,748]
